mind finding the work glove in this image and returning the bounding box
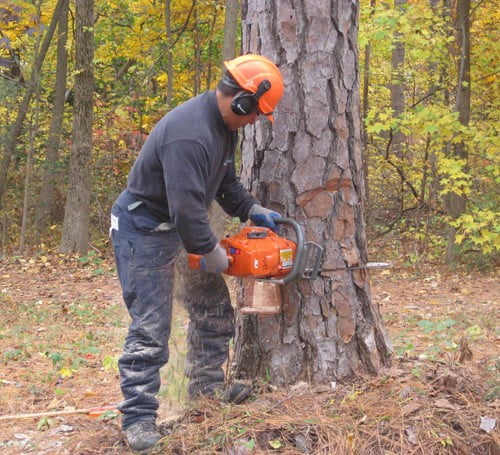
[200,244,229,273]
[248,204,281,232]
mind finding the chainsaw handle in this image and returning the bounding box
[258,217,305,285]
[187,253,234,270]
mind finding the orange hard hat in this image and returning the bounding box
[224,54,284,122]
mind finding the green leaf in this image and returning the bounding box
[269,440,283,449]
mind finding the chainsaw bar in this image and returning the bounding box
[318,262,392,273]
[299,242,391,279]
[256,218,391,284]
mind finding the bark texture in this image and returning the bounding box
[233,0,392,386]
[445,0,470,264]
[390,0,406,157]
[59,0,94,253]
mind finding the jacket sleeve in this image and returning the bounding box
[159,140,218,255]
[216,161,258,221]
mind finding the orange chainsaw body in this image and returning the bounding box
[188,226,297,279]
[221,227,296,278]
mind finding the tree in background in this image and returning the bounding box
[233,0,392,385]
[361,0,498,266]
[0,0,65,208]
[445,0,470,264]
[59,0,94,253]
[0,0,496,265]
[35,0,69,239]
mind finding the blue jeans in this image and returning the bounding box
[111,191,234,429]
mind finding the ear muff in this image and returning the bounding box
[231,80,271,116]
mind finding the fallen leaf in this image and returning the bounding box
[479,416,496,433]
[402,401,422,415]
[405,426,419,445]
[435,399,459,410]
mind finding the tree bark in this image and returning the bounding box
[0,0,66,208]
[390,0,406,157]
[20,0,44,253]
[193,1,201,96]
[35,0,69,237]
[362,0,376,212]
[445,0,470,264]
[222,0,240,65]
[59,0,94,254]
[165,0,173,108]
[233,0,392,386]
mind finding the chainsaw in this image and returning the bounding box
[188,218,389,284]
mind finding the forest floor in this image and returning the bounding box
[0,254,498,454]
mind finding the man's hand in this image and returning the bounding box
[200,244,229,273]
[248,204,281,232]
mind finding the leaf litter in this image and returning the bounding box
[0,256,498,454]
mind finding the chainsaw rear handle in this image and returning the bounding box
[258,217,305,285]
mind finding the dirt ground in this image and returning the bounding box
[0,256,497,454]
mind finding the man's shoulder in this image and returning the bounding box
[171,91,214,118]
[159,92,219,144]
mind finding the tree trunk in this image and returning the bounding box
[362,0,376,213]
[59,0,94,254]
[165,0,173,108]
[193,1,201,96]
[35,0,69,238]
[205,7,218,90]
[0,0,66,208]
[445,0,470,264]
[233,0,392,386]
[390,0,406,157]
[222,0,240,65]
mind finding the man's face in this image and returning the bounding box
[227,111,260,130]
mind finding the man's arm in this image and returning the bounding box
[160,140,218,255]
[215,162,258,221]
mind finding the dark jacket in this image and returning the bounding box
[126,91,257,254]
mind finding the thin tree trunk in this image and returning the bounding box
[165,0,173,108]
[35,0,69,238]
[20,93,42,253]
[234,0,392,386]
[59,0,94,254]
[0,0,66,208]
[20,0,43,253]
[445,0,470,264]
[205,7,218,90]
[0,214,6,255]
[390,0,406,157]
[222,0,239,67]
[362,0,376,213]
[193,1,201,96]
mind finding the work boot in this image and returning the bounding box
[223,383,252,404]
[189,382,252,404]
[124,419,162,454]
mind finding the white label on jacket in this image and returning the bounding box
[111,214,119,232]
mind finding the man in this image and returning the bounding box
[110,54,284,453]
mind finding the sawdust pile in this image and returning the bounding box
[156,361,498,455]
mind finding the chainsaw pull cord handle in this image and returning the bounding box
[257,217,305,285]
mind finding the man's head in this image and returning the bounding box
[216,54,284,130]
